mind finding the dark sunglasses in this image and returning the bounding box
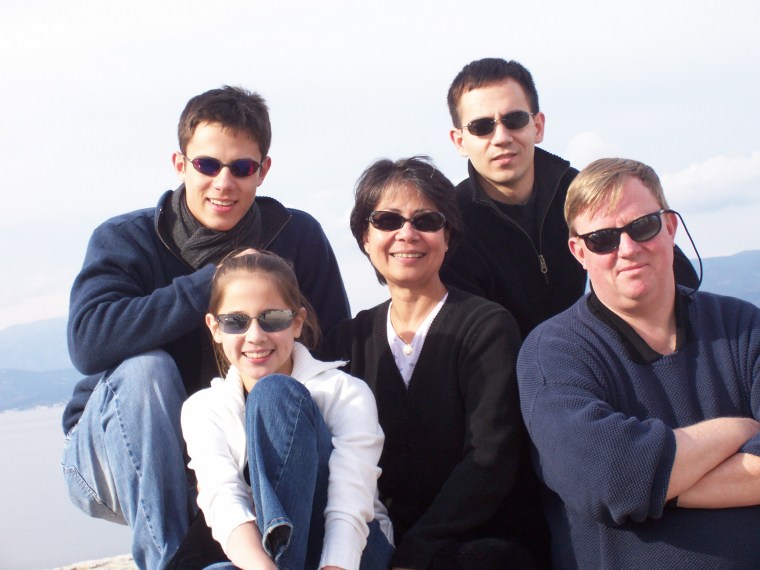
[216,309,296,334]
[183,154,263,178]
[576,209,672,254]
[368,210,446,232]
[463,110,534,137]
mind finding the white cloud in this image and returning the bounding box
[563,132,623,170]
[662,152,760,212]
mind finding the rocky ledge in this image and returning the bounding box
[53,554,136,570]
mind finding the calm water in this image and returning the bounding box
[0,406,131,569]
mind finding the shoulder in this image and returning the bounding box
[444,287,518,328]
[94,206,156,233]
[689,289,760,329]
[521,296,595,353]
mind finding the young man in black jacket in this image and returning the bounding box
[442,58,696,338]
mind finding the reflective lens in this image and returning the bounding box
[216,309,296,334]
[464,111,533,136]
[578,210,667,254]
[187,155,262,177]
[368,211,446,232]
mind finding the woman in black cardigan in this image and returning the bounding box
[318,156,548,570]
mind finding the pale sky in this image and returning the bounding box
[1,0,759,331]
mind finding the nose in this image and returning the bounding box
[395,220,419,241]
[244,320,267,342]
[616,231,641,257]
[491,121,513,145]
[212,165,237,191]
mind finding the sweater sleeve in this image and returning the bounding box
[517,321,676,526]
[67,216,213,375]
[393,304,524,567]
[308,370,384,570]
[181,388,255,555]
[269,209,350,335]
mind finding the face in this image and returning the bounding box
[172,121,271,231]
[363,184,449,292]
[450,79,545,204]
[568,177,678,314]
[206,273,305,392]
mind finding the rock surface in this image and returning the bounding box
[53,554,136,570]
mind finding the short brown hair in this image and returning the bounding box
[177,86,272,157]
[565,158,670,235]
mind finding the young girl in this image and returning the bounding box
[181,251,393,570]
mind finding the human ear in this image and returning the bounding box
[449,127,468,157]
[293,307,307,338]
[172,151,186,178]
[568,237,588,270]
[206,313,223,343]
[533,112,546,144]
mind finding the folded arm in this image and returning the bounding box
[669,418,760,508]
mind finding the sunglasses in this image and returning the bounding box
[183,154,263,178]
[216,309,297,334]
[463,110,534,137]
[368,210,446,232]
[576,209,671,254]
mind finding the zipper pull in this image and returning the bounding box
[539,254,549,283]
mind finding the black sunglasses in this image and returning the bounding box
[463,110,534,137]
[183,154,263,178]
[368,210,446,232]
[216,309,296,334]
[576,209,672,254]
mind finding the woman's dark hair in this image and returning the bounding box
[350,155,463,284]
[207,251,320,377]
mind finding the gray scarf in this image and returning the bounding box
[165,186,262,269]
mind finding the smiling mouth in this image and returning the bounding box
[210,198,235,207]
[244,349,273,359]
[392,252,424,259]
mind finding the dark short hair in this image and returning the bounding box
[177,86,272,157]
[447,58,539,127]
[350,156,463,285]
[207,251,320,377]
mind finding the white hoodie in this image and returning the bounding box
[181,342,392,569]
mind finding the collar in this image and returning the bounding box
[465,147,573,221]
[587,289,693,363]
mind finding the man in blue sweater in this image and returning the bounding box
[60,86,350,569]
[518,158,760,569]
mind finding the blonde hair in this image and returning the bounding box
[565,158,669,235]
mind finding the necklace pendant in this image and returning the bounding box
[403,343,413,355]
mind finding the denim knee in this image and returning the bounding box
[247,374,310,415]
[103,349,185,400]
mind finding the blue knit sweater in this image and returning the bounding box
[518,290,760,569]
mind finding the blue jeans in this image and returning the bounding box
[61,350,196,570]
[242,374,393,570]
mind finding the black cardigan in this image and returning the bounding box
[319,288,549,568]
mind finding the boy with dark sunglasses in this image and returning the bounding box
[442,58,697,339]
[518,158,760,568]
[60,86,350,569]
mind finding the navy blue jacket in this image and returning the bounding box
[63,190,349,433]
